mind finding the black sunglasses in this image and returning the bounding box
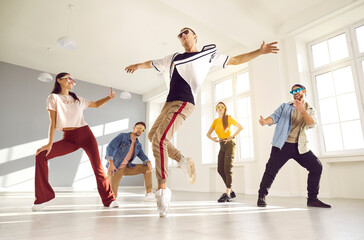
[177,29,190,39]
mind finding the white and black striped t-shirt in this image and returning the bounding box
[151,44,230,105]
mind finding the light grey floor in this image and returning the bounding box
[1,188,364,240]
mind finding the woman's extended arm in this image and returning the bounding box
[89,87,116,108]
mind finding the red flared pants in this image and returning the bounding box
[34,125,115,206]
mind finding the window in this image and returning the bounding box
[309,22,364,155]
[212,71,254,161]
[215,79,232,100]
[311,33,349,68]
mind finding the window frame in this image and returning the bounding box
[350,20,364,58]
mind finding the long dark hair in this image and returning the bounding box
[216,102,228,131]
[52,72,79,101]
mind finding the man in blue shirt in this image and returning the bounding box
[105,122,155,202]
[258,84,331,208]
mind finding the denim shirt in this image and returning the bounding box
[105,132,149,169]
[269,101,317,154]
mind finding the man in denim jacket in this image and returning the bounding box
[105,122,155,201]
[257,84,331,208]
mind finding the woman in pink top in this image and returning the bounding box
[33,72,119,211]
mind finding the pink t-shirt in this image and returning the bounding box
[119,138,136,169]
[46,93,91,130]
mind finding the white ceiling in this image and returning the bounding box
[0,0,361,95]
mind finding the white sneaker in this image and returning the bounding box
[155,188,171,217]
[109,200,120,208]
[144,192,156,202]
[178,156,196,184]
[31,202,48,212]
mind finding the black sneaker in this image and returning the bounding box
[230,191,236,199]
[307,198,331,208]
[257,196,266,207]
[218,193,231,202]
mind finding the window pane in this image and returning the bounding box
[328,34,349,62]
[215,79,232,100]
[237,97,251,118]
[240,137,253,159]
[341,120,364,150]
[319,97,339,124]
[239,117,250,137]
[333,66,354,95]
[337,93,360,121]
[236,72,250,94]
[248,117,253,136]
[322,123,343,151]
[312,41,330,68]
[356,25,364,53]
[315,72,335,99]
[226,101,234,117]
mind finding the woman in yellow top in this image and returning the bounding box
[206,102,243,202]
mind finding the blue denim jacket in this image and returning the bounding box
[105,132,149,169]
[269,102,317,153]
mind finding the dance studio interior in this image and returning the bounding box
[1,0,364,239]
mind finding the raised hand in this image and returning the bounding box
[108,87,116,99]
[259,115,266,126]
[260,41,279,54]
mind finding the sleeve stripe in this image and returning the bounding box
[151,61,160,72]
[223,56,230,68]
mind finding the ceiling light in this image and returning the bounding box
[57,4,77,50]
[37,72,53,82]
[120,91,132,99]
[57,36,77,50]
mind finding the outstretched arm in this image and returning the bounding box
[125,61,153,74]
[89,87,116,108]
[227,41,279,66]
[259,116,274,126]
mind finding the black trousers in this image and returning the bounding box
[258,142,323,199]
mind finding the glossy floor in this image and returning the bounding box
[1,188,363,240]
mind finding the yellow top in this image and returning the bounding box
[210,115,238,139]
